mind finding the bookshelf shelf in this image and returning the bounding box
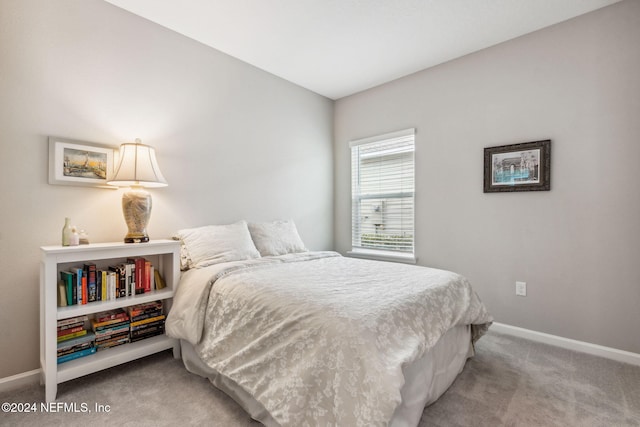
[40,239,181,402]
[55,288,174,320]
[56,334,176,383]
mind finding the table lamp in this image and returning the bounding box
[108,139,167,243]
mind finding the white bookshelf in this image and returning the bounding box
[40,240,181,402]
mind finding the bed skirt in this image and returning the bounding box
[179,324,473,427]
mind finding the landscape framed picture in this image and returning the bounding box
[484,140,551,193]
[48,137,116,188]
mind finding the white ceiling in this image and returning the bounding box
[104,0,621,100]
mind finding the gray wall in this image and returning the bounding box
[0,0,333,378]
[335,0,640,354]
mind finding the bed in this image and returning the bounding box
[165,220,492,427]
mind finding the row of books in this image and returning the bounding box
[57,315,95,364]
[57,301,166,364]
[57,258,166,307]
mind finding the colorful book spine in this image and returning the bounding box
[94,308,128,323]
[130,309,163,323]
[125,262,133,297]
[84,262,97,303]
[126,257,146,295]
[57,325,84,337]
[57,280,67,307]
[57,341,92,357]
[94,323,130,337]
[108,271,117,300]
[127,301,163,317]
[56,331,95,350]
[149,265,155,291]
[57,329,88,343]
[129,315,165,328]
[57,346,96,364]
[56,315,88,328]
[57,321,85,331]
[81,276,87,305]
[60,271,75,306]
[144,260,151,293]
[130,329,164,342]
[154,269,166,290]
[100,270,108,301]
[72,267,83,305]
[91,317,130,331]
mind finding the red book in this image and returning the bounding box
[95,308,128,323]
[144,260,151,293]
[81,277,87,305]
[128,257,146,295]
[57,325,84,337]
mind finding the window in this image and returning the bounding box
[350,128,415,260]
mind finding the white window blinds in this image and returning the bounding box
[350,128,415,256]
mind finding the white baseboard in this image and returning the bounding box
[0,369,41,394]
[491,322,640,367]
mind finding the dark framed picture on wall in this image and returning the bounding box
[484,140,551,193]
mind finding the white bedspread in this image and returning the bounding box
[166,252,492,427]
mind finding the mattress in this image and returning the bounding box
[179,324,473,427]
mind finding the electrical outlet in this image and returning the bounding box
[516,281,527,296]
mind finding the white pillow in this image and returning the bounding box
[174,220,261,269]
[248,220,308,257]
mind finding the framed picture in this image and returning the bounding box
[484,140,551,193]
[48,137,116,188]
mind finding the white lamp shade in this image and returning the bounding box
[108,140,168,188]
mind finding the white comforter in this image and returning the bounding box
[166,251,492,427]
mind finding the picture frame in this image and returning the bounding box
[48,137,116,188]
[484,140,551,193]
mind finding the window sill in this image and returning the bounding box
[347,249,416,264]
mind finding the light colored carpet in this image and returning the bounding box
[1,330,639,426]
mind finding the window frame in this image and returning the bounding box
[348,128,416,264]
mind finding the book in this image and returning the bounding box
[154,269,166,290]
[127,301,163,318]
[99,270,108,301]
[57,329,88,343]
[94,308,128,323]
[72,267,83,304]
[91,317,130,331]
[107,271,117,301]
[130,309,163,323]
[57,281,67,307]
[130,319,165,332]
[96,269,102,302]
[57,341,92,357]
[127,257,146,295]
[57,325,84,337]
[57,321,85,331]
[57,331,95,350]
[117,265,126,298]
[130,323,164,337]
[81,276,87,305]
[57,346,96,364]
[144,260,151,293]
[96,336,130,350]
[125,262,133,297]
[60,271,75,306]
[129,315,165,328]
[130,329,165,342]
[84,262,97,303]
[93,323,130,338]
[56,315,88,328]
[94,331,130,344]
